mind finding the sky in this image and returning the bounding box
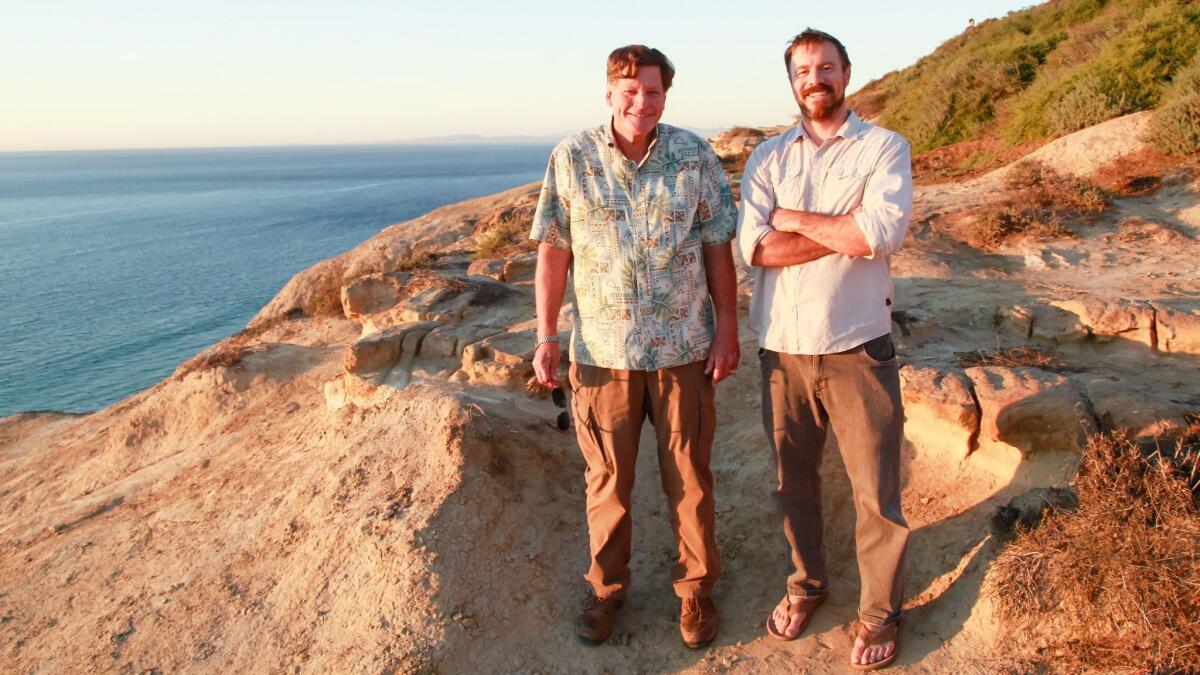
[0,0,1041,152]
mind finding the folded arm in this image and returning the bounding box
[736,144,836,268]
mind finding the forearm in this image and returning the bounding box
[702,242,738,337]
[772,209,870,257]
[751,230,836,267]
[535,243,571,337]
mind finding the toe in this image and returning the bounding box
[851,639,866,665]
[771,606,786,633]
[785,612,804,638]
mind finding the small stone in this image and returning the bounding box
[451,612,463,622]
[920,497,931,506]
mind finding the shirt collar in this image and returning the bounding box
[792,110,865,144]
[605,118,662,162]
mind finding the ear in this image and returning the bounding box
[605,87,612,108]
[843,64,852,89]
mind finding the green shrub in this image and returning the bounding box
[1168,54,1200,99]
[852,0,1200,152]
[1047,73,1134,135]
[1146,95,1200,155]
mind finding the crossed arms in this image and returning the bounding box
[737,136,912,268]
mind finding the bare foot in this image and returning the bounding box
[850,622,897,669]
[769,594,809,639]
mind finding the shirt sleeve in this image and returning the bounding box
[735,142,776,266]
[529,142,572,250]
[697,142,736,246]
[851,134,912,260]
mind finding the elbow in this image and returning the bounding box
[749,243,768,267]
[854,211,907,258]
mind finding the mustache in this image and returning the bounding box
[802,84,834,97]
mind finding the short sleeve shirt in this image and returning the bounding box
[529,122,736,371]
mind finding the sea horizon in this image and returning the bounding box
[0,143,553,417]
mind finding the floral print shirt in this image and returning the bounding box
[530,122,736,371]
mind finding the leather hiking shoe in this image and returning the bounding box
[680,596,718,649]
[576,594,623,645]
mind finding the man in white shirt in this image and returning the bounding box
[736,28,912,670]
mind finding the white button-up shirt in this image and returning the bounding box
[736,112,912,355]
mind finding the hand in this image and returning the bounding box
[532,342,562,389]
[770,208,800,233]
[704,331,740,384]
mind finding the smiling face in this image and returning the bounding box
[607,65,666,140]
[787,40,851,123]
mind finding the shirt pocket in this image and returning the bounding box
[773,171,807,210]
[824,165,872,205]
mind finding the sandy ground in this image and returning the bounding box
[2,112,1198,673]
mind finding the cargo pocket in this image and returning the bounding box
[571,372,614,474]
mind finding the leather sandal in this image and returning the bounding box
[765,593,825,641]
[849,620,899,671]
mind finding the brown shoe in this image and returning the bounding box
[680,596,718,649]
[576,593,623,645]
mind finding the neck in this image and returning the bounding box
[611,119,653,162]
[801,107,849,145]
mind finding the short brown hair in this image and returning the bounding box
[784,29,851,72]
[607,45,675,91]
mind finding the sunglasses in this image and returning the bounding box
[551,387,571,431]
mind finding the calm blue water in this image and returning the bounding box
[0,144,552,417]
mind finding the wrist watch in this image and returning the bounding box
[536,335,560,347]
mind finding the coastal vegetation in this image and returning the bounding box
[990,427,1200,671]
[850,0,1200,155]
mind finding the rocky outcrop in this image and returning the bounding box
[900,365,980,459]
[1050,298,1156,348]
[1085,377,1193,438]
[965,366,1097,455]
[1154,304,1200,354]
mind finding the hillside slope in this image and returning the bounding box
[850,0,1200,154]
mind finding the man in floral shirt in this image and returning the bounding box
[529,45,739,649]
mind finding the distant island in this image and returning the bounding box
[396,127,726,145]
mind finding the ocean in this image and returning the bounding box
[0,144,553,417]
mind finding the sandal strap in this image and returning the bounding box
[854,620,898,647]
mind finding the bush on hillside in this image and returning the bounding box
[1046,72,1134,135]
[966,160,1110,248]
[989,428,1200,672]
[1145,95,1200,155]
[1144,53,1200,155]
[851,0,1200,153]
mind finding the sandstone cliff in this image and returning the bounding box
[1,112,1198,673]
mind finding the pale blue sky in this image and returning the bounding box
[0,1,1040,151]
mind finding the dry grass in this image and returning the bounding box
[989,428,1200,672]
[1002,160,1111,212]
[474,215,534,261]
[966,160,1111,249]
[394,246,437,272]
[957,346,1067,371]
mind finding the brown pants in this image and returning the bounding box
[569,361,720,600]
[759,334,908,627]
